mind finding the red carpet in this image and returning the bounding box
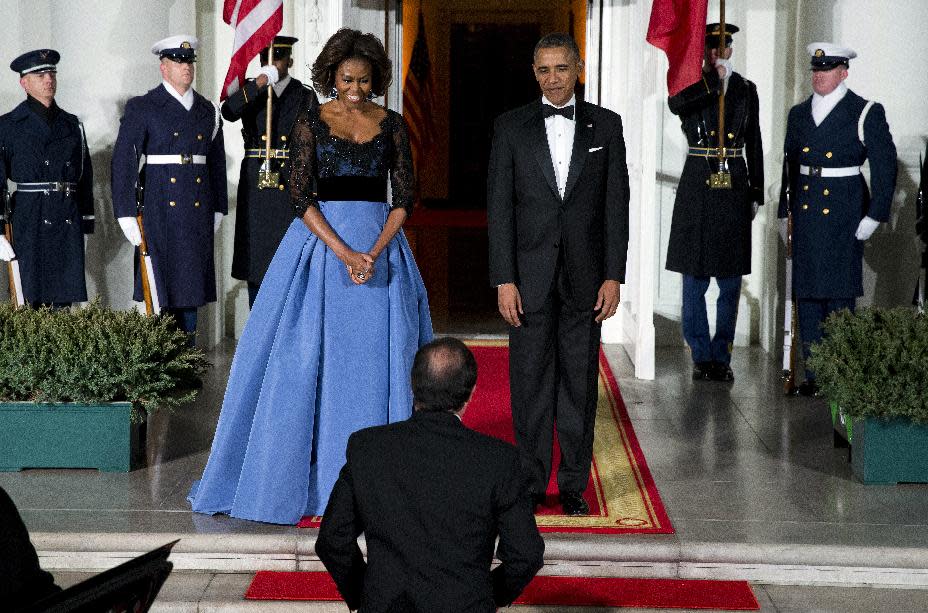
[300,340,672,534]
[245,571,759,610]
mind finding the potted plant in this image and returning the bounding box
[808,306,928,484]
[0,301,209,472]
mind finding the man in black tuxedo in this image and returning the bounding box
[1,486,61,608]
[487,33,630,516]
[316,337,544,613]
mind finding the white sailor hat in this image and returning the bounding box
[806,42,856,71]
[151,35,199,63]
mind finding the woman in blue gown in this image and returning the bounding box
[188,29,432,524]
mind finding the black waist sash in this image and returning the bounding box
[316,176,387,203]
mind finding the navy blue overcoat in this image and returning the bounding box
[778,89,897,299]
[0,101,93,304]
[111,85,227,308]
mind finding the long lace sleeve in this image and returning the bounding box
[289,102,319,217]
[389,111,415,214]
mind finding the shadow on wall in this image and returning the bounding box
[869,155,923,308]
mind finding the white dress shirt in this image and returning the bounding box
[542,94,576,199]
[163,81,194,111]
[811,82,848,126]
[272,74,292,98]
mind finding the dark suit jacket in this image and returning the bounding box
[1,487,60,609]
[315,411,545,613]
[487,99,630,312]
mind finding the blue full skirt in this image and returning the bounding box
[188,200,432,524]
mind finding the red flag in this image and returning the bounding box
[646,0,709,96]
[220,0,283,100]
[402,11,437,179]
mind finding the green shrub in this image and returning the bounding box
[0,300,210,421]
[808,307,928,424]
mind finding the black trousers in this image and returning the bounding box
[509,255,601,494]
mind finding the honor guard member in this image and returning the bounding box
[112,36,228,342]
[221,35,318,306]
[778,43,897,396]
[0,49,94,307]
[665,24,763,382]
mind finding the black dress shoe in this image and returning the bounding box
[797,380,820,397]
[709,361,734,382]
[692,361,712,381]
[559,491,589,516]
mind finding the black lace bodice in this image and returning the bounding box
[289,103,415,216]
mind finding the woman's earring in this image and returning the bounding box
[329,87,338,99]
[366,91,375,101]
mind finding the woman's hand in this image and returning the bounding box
[343,250,375,285]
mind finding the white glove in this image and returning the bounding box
[214,212,224,233]
[258,65,279,86]
[778,218,788,245]
[715,58,733,80]
[855,216,880,241]
[117,216,142,246]
[751,202,760,220]
[0,235,14,261]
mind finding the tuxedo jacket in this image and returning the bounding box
[315,411,544,613]
[487,99,630,312]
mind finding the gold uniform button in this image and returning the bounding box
[196,177,202,184]
[169,201,176,207]
[194,201,200,207]
[281,135,288,142]
[261,135,267,141]
[278,185,285,191]
[710,130,716,136]
[173,132,179,137]
[803,185,809,191]
[823,188,830,196]
[802,146,810,153]
[727,132,734,139]
[170,177,176,183]
[823,208,830,215]
[705,180,710,186]
[197,134,203,140]
[825,151,833,158]
[802,204,809,210]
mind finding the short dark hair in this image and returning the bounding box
[311,28,393,97]
[411,337,478,413]
[533,33,581,64]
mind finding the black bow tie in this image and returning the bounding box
[542,104,574,120]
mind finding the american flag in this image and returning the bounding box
[403,11,437,175]
[220,0,283,100]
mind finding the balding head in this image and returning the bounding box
[411,337,478,413]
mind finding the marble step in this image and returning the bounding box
[32,530,928,587]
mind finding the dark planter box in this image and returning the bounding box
[0,402,142,472]
[852,416,928,484]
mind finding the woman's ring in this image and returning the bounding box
[357,272,366,280]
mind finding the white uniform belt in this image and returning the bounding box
[799,164,861,178]
[15,181,78,193]
[146,154,207,165]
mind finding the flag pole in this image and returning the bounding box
[710,0,732,189]
[258,81,280,190]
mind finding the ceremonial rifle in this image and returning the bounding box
[135,169,161,315]
[781,157,799,395]
[3,190,24,307]
[914,146,927,312]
